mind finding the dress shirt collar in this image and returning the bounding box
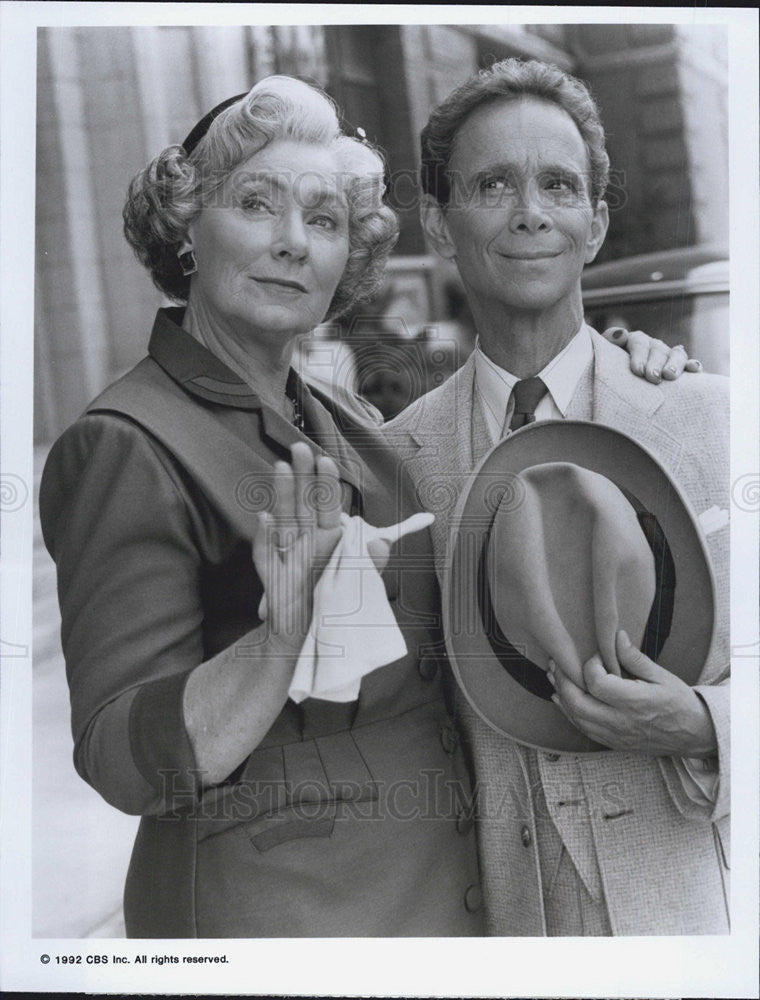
[474,323,593,429]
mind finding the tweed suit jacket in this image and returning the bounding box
[383,328,730,935]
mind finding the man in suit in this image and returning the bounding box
[385,58,729,935]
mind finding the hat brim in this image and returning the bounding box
[443,420,716,754]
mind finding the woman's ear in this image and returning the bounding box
[420,194,457,261]
[584,200,609,265]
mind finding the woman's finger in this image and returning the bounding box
[600,326,629,349]
[252,511,271,581]
[315,454,343,530]
[621,329,649,378]
[272,460,296,549]
[290,441,316,532]
[642,336,670,384]
[661,344,689,380]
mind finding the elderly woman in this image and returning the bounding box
[40,76,691,939]
[40,76,485,939]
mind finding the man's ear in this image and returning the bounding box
[584,200,609,265]
[420,194,457,261]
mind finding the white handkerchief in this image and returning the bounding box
[288,512,434,703]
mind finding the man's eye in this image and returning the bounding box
[544,175,577,192]
[482,177,513,192]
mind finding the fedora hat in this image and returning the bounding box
[444,420,716,753]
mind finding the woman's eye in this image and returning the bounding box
[310,214,338,230]
[241,193,269,211]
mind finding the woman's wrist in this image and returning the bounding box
[183,621,305,788]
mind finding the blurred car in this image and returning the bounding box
[582,244,729,375]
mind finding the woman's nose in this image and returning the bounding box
[271,210,308,260]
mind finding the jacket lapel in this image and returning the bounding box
[565,356,594,420]
[402,355,480,576]
[587,328,665,427]
[296,382,366,495]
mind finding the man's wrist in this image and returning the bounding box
[682,690,719,759]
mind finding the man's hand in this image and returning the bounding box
[601,327,702,383]
[547,630,717,757]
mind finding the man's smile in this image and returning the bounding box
[498,250,564,261]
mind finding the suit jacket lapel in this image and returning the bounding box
[402,355,479,576]
[583,329,686,472]
[565,355,595,420]
[470,387,494,466]
[587,328,665,423]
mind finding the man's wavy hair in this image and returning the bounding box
[123,76,398,319]
[421,58,610,207]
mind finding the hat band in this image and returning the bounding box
[477,486,676,701]
[617,486,676,662]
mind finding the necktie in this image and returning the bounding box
[509,377,548,431]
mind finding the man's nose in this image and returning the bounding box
[508,186,553,234]
[271,209,308,260]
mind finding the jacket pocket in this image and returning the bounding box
[199,732,379,853]
[244,799,337,852]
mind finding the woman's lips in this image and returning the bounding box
[251,276,308,292]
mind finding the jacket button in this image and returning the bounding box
[456,807,474,835]
[464,884,482,913]
[520,824,532,847]
[418,656,438,681]
[440,725,459,755]
[544,752,560,762]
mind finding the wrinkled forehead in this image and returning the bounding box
[450,95,591,176]
[226,141,353,205]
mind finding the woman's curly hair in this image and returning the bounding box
[123,76,399,320]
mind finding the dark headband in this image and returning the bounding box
[181,92,389,194]
[181,93,248,155]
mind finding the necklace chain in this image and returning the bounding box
[285,375,305,431]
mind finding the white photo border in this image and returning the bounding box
[1,3,758,996]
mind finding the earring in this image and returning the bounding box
[178,247,197,277]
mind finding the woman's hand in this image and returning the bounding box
[185,443,345,786]
[253,442,343,643]
[601,326,702,383]
[547,630,717,758]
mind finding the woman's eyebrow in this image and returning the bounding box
[310,188,347,208]
[235,172,347,205]
[233,170,286,190]
[296,186,349,216]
